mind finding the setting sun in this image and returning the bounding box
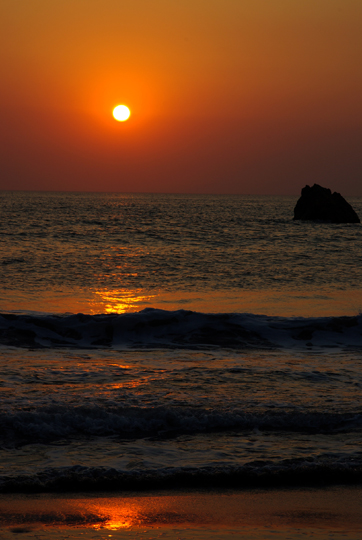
[113,105,131,122]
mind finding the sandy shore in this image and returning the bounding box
[0,486,361,539]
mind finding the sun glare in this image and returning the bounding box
[113,105,131,122]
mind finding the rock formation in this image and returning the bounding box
[293,184,360,224]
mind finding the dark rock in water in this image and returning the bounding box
[293,184,360,223]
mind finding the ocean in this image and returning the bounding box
[0,191,362,534]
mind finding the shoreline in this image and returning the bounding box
[0,486,361,539]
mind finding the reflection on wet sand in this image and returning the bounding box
[1,488,362,533]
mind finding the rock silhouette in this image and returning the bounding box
[293,184,360,224]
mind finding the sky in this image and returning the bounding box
[1,0,362,195]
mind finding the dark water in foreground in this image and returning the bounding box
[0,192,361,494]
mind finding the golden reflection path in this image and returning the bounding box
[2,287,362,316]
[67,288,362,317]
[89,289,156,314]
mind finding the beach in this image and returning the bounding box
[1,487,362,539]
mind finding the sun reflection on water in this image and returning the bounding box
[93,517,133,530]
[89,289,156,314]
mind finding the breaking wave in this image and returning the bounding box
[1,455,361,493]
[1,405,361,447]
[0,309,361,350]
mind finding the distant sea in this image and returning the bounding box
[0,191,361,501]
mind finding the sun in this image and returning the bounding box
[112,105,131,122]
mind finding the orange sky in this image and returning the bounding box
[1,0,361,195]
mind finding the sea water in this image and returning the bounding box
[0,191,361,496]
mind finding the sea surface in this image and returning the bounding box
[0,191,362,506]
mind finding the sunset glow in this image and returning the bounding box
[1,2,361,531]
[1,1,361,194]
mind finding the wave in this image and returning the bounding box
[0,309,361,350]
[1,454,361,493]
[1,405,361,447]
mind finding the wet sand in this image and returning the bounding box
[0,486,361,539]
